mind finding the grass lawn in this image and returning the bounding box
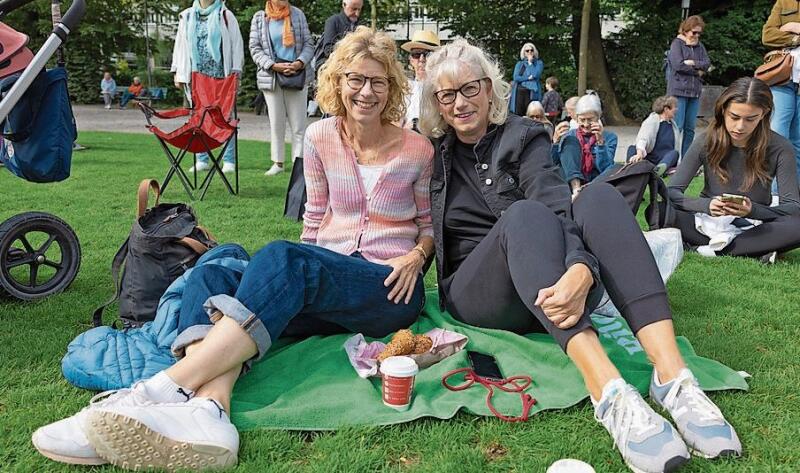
[1,131,799,472]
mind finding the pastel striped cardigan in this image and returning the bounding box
[301,117,434,264]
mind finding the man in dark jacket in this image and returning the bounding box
[315,0,362,74]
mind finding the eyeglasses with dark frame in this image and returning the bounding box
[688,29,702,36]
[410,51,430,60]
[524,49,534,53]
[343,72,390,93]
[434,77,490,105]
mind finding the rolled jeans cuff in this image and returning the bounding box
[175,294,273,365]
[171,324,214,359]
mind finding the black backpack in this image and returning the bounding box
[595,161,676,231]
[93,180,216,328]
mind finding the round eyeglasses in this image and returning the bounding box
[343,72,390,93]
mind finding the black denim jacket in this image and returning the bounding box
[430,114,601,309]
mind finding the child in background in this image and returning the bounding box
[541,76,563,124]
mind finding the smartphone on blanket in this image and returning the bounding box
[467,351,504,381]
[720,193,747,205]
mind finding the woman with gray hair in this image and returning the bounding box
[419,39,741,473]
[551,92,618,196]
[627,95,681,176]
[510,42,543,116]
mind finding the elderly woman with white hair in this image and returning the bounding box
[551,93,618,196]
[419,39,741,473]
[510,42,543,115]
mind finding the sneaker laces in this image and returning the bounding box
[88,382,155,410]
[597,384,659,456]
[662,371,723,424]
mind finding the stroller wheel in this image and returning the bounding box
[0,212,81,300]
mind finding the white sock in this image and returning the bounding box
[142,371,195,403]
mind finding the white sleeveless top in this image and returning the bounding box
[357,164,384,195]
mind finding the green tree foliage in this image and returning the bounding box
[419,0,581,97]
[1,0,176,103]
[604,0,774,119]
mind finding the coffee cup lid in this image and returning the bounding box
[379,356,419,377]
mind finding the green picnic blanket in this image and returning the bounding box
[230,290,748,431]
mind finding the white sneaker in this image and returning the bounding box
[593,378,689,473]
[31,383,156,465]
[650,369,742,459]
[86,397,239,471]
[189,161,210,173]
[264,163,284,176]
[222,162,236,174]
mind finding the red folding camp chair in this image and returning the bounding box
[139,72,239,200]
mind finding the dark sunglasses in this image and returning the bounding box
[410,51,430,60]
[688,30,702,36]
[524,49,534,52]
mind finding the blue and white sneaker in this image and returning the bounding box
[650,368,742,459]
[594,378,690,473]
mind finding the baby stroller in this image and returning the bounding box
[0,0,85,300]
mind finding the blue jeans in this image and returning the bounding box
[196,140,235,165]
[172,241,425,366]
[625,145,679,168]
[675,96,700,158]
[119,91,137,108]
[559,135,606,183]
[770,82,800,188]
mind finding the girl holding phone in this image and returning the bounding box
[668,77,800,260]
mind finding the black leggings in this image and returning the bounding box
[444,183,672,351]
[673,208,800,257]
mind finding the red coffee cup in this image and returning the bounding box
[379,356,419,411]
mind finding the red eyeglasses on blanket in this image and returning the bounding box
[441,367,536,422]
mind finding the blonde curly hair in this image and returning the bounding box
[316,26,408,123]
[419,39,510,138]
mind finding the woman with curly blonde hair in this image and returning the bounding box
[31,27,434,472]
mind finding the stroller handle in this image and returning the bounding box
[0,0,85,31]
[59,0,85,33]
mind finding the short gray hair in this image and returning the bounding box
[576,93,602,117]
[526,101,545,117]
[519,42,538,60]
[419,39,510,138]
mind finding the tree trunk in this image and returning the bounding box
[371,1,377,29]
[586,2,628,124]
[578,0,591,95]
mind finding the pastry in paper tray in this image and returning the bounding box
[344,328,468,378]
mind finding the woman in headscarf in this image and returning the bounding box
[172,0,245,174]
[250,0,314,176]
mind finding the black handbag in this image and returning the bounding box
[274,57,306,90]
[283,157,307,221]
[592,160,675,230]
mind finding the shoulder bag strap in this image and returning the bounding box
[91,237,130,327]
[137,179,161,218]
[178,237,211,255]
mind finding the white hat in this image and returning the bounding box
[401,30,441,53]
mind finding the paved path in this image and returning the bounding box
[73,104,639,162]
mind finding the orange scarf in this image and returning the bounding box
[265,1,294,48]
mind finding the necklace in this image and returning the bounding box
[341,121,386,165]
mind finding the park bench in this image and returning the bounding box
[104,86,168,108]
